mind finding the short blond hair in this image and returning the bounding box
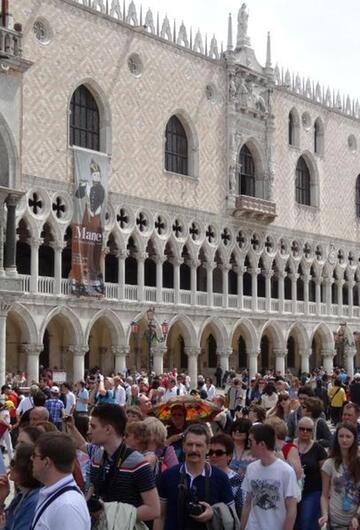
[143,416,167,446]
[265,416,288,440]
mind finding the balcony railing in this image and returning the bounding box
[8,275,360,319]
[233,195,277,221]
[0,26,22,57]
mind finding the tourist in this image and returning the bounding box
[287,385,315,441]
[0,443,41,530]
[349,373,360,406]
[341,401,360,442]
[301,397,332,449]
[319,422,360,529]
[95,375,115,404]
[126,406,143,423]
[248,404,266,424]
[127,384,140,406]
[155,423,234,530]
[328,378,346,425]
[205,377,216,401]
[113,376,126,407]
[260,381,278,411]
[227,378,244,418]
[166,404,187,462]
[16,425,43,446]
[245,378,261,406]
[31,432,90,529]
[265,416,302,481]
[74,381,89,416]
[142,417,178,478]
[240,424,298,530]
[44,387,64,429]
[288,377,300,399]
[60,383,76,416]
[29,406,50,426]
[294,417,327,530]
[267,391,293,421]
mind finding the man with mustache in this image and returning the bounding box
[154,423,234,530]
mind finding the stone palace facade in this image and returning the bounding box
[0,0,360,385]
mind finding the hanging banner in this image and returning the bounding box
[70,147,108,296]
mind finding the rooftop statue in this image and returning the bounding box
[237,3,250,47]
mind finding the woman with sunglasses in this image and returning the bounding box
[229,419,254,483]
[319,422,360,530]
[293,417,327,530]
[267,391,293,421]
[209,433,242,517]
[0,443,41,530]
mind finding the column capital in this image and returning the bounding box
[321,349,335,359]
[136,251,148,262]
[68,344,88,357]
[6,194,20,208]
[249,268,260,276]
[273,349,287,358]
[172,257,183,267]
[205,261,216,272]
[220,347,233,357]
[234,264,246,274]
[336,278,345,287]
[111,345,128,356]
[30,237,42,249]
[116,249,128,260]
[248,350,260,358]
[289,273,299,281]
[23,343,43,356]
[0,301,12,316]
[277,270,286,279]
[323,276,334,286]
[50,241,64,252]
[190,258,201,269]
[264,270,274,279]
[220,264,231,273]
[153,345,167,356]
[184,347,201,357]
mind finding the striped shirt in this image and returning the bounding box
[90,443,155,506]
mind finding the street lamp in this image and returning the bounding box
[130,310,169,382]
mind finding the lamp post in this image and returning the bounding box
[131,309,169,383]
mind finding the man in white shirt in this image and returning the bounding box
[31,432,90,530]
[113,376,126,407]
[240,424,298,530]
[163,378,182,401]
[60,383,76,415]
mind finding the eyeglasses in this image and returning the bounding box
[299,427,313,433]
[208,449,227,457]
[280,396,289,401]
[232,428,247,434]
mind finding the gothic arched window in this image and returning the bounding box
[314,118,324,155]
[288,112,295,146]
[295,156,311,205]
[288,109,299,147]
[165,116,188,175]
[239,145,255,196]
[356,175,360,218]
[70,85,100,151]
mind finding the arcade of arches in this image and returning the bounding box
[3,305,360,385]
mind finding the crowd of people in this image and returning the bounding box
[0,365,360,529]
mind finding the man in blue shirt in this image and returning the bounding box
[45,387,64,429]
[154,423,234,530]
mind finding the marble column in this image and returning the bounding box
[250,268,259,312]
[264,270,273,312]
[274,349,286,375]
[315,277,321,316]
[324,277,332,316]
[278,270,285,313]
[117,250,126,300]
[322,350,335,374]
[30,238,40,293]
[25,343,42,384]
[0,194,6,277]
[206,262,214,307]
[290,273,299,314]
[153,345,166,375]
[53,243,63,295]
[348,279,354,319]
[155,257,164,303]
[235,265,244,310]
[219,348,232,373]
[173,258,181,305]
[4,194,18,276]
[0,302,11,385]
[221,265,229,309]
[137,252,146,302]
[248,352,259,378]
[300,351,310,374]
[69,345,88,382]
[303,273,309,316]
[112,346,128,374]
[345,346,356,378]
[336,278,344,317]
[185,347,200,388]
[190,259,198,306]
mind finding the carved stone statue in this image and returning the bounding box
[237,3,250,47]
[229,75,237,100]
[229,165,236,194]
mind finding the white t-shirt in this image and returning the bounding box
[114,385,126,406]
[16,396,34,415]
[242,457,298,530]
[64,392,76,414]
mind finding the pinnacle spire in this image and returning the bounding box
[227,13,233,51]
[266,31,271,68]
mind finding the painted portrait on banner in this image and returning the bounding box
[71,147,108,296]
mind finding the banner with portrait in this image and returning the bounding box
[70,147,109,297]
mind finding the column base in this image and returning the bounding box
[5,267,17,278]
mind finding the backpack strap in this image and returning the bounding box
[177,466,188,530]
[30,485,80,530]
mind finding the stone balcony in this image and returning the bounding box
[0,25,32,72]
[232,194,277,221]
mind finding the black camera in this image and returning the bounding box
[188,501,205,517]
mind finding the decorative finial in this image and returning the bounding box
[265,32,271,68]
[227,13,233,51]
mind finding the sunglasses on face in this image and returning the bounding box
[208,449,227,457]
[299,427,313,433]
[232,428,247,433]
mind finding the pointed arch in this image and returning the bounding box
[0,110,19,188]
[68,78,112,154]
[39,306,84,345]
[126,310,163,345]
[229,318,258,353]
[288,107,300,147]
[286,321,310,353]
[85,309,125,345]
[167,313,197,348]
[164,109,199,178]
[295,151,320,207]
[238,138,266,199]
[260,319,285,351]
[7,303,38,344]
[314,117,324,155]
[310,322,334,352]
[198,317,228,353]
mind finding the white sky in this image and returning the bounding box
[142,0,360,100]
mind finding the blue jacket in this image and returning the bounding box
[5,488,40,530]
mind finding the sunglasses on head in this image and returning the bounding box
[208,449,227,457]
[299,427,313,433]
